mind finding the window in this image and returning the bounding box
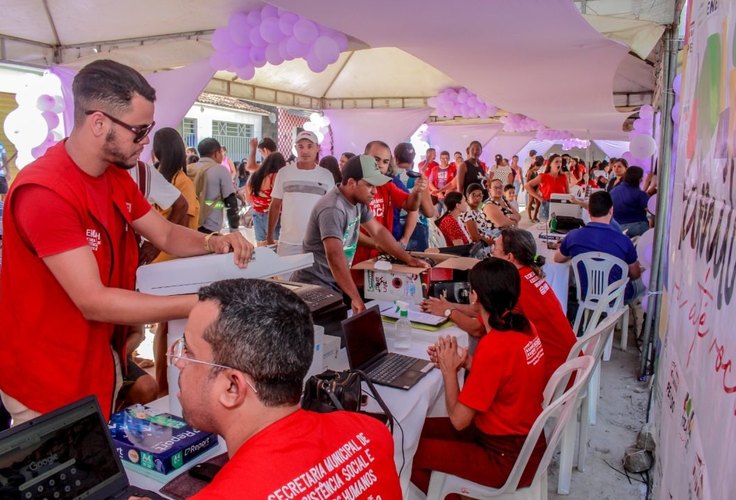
[182,118,197,148]
[211,120,254,162]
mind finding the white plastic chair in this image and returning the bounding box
[571,252,630,356]
[424,356,596,500]
[554,307,625,495]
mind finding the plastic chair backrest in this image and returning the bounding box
[548,309,625,402]
[494,356,596,495]
[581,277,627,335]
[571,251,628,309]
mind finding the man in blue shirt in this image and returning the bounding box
[554,191,645,304]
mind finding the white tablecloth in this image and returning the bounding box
[528,226,571,312]
[127,322,466,498]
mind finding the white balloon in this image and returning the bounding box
[647,193,657,215]
[309,112,321,123]
[315,130,325,143]
[15,151,35,170]
[4,108,48,150]
[636,228,655,268]
[629,135,656,158]
[303,121,319,132]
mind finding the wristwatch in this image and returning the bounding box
[443,308,455,319]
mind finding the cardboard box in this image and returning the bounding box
[352,253,478,302]
[108,405,219,475]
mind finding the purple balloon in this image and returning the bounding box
[228,23,251,47]
[31,143,48,159]
[247,10,261,26]
[265,44,284,66]
[249,29,267,47]
[673,74,682,96]
[312,36,340,64]
[228,13,251,46]
[260,4,279,19]
[211,28,230,51]
[427,96,438,108]
[293,18,318,44]
[209,51,231,70]
[36,94,56,112]
[278,39,291,60]
[279,15,296,37]
[260,17,283,44]
[671,103,681,124]
[307,55,328,73]
[235,65,256,81]
[229,48,252,68]
[622,151,635,163]
[42,111,59,130]
[286,36,310,59]
[250,46,267,67]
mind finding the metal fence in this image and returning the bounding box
[212,120,254,163]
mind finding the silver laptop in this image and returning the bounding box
[342,306,434,390]
[0,396,163,499]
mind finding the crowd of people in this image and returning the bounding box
[0,58,658,498]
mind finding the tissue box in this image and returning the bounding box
[108,405,218,475]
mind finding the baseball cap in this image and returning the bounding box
[342,155,391,186]
[295,130,319,144]
[394,142,415,164]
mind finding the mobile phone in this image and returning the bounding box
[546,241,558,250]
[405,170,422,178]
[188,462,222,483]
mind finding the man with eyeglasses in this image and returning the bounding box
[169,278,401,498]
[0,59,254,426]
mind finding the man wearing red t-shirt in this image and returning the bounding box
[418,147,439,176]
[177,279,401,499]
[427,150,458,200]
[0,60,253,425]
[353,140,426,264]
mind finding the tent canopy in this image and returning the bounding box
[0,0,674,140]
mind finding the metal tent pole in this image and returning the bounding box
[639,26,680,379]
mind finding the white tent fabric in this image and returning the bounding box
[270,0,633,139]
[484,134,537,161]
[518,140,556,159]
[426,123,502,159]
[324,108,432,158]
[593,140,630,159]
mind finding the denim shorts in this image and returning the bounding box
[253,211,280,242]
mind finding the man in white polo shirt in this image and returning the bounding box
[266,131,335,256]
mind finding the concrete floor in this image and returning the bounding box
[547,340,650,499]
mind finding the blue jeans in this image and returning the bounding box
[406,223,429,252]
[620,221,649,238]
[253,211,280,242]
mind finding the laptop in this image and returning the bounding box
[342,306,434,390]
[0,396,163,499]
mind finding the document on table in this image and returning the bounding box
[366,300,448,326]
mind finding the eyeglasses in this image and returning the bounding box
[167,337,258,393]
[85,110,155,143]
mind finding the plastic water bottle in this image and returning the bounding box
[394,300,412,350]
[549,212,558,233]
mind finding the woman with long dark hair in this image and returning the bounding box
[492,228,576,382]
[245,152,286,245]
[435,191,470,246]
[525,153,569,220]
[153,127,200,259]
[411,258,547,493]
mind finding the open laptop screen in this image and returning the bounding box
[0,397,128,499]
[342,305,389,370]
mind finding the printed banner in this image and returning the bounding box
[656,1,736,499]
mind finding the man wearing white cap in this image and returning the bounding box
[266,131,335,256]
[292,155,429,314]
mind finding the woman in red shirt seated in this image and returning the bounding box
[411,258,547,494]
[493,227,576,382]
[436,191,470,246]
[525,153,569,221]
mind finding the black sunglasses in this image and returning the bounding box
[85,110,155,143]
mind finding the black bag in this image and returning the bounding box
[302,369,394,432]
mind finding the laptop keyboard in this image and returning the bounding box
[366,354,419,385]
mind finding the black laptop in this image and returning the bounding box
[0,396,163,499]
[342,306,434,390]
